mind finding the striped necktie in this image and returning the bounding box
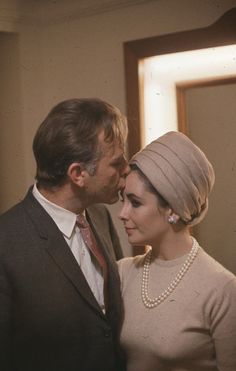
[76,214,108,309]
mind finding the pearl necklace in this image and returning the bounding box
[141,238,199,309]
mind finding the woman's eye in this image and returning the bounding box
[131,199,141,208]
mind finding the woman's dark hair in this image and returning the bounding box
[130,163,169,209]
[33,98,127,187]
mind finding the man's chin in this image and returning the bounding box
[104,194,119,205]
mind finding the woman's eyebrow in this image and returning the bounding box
[126,192,142,200]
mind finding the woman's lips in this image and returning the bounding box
[125,227,135,235]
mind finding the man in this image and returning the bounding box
[0,98,129,371]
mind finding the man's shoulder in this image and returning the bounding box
[0,200,24,224]
[0,199,28,256]
[87,203,110,220]
[0,188,37,229]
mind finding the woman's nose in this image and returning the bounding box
[119,203,128,221]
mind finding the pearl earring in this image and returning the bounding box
[168,215,177,224]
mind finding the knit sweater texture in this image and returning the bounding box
[118,246,236,371]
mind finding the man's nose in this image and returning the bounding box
[119,166,130,189]
[121,162,131,178]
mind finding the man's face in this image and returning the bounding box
[83,130,129,205]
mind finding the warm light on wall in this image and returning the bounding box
[140,44,236,146]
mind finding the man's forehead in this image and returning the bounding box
[107,145,124,161]
[99,134,124,157]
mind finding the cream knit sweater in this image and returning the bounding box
[118,247,236,371]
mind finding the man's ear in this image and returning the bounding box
[67,163,87,187]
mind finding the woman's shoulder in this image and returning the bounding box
[118,253,145,268]
[197,246,236,288]
[117,252,147,279]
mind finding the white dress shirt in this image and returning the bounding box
[32,184,105,311]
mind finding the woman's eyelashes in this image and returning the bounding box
[120,191,143,207]
[129,196,142,208]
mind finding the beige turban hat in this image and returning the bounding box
[131,131,215,226]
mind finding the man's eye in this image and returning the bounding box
[111,162,119,169]
[112,156,126,169]
[113,161,123,169]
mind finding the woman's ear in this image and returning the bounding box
[67,163,86,187]
[167,209,180,225]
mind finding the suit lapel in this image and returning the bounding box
[45,232,103,316]
[86,208,123,336]
[23,189,105,317]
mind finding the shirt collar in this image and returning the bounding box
[32,183,78,239]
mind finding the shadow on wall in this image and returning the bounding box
[0,32,25,214]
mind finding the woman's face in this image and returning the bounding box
[119,171,170,246]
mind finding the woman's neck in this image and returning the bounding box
[151,230,193,260]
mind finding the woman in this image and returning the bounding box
[118,131,236,371]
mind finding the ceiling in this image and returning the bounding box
[20,0,157,24]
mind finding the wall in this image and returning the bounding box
[186,83,236,274]
[0,0,236,255]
